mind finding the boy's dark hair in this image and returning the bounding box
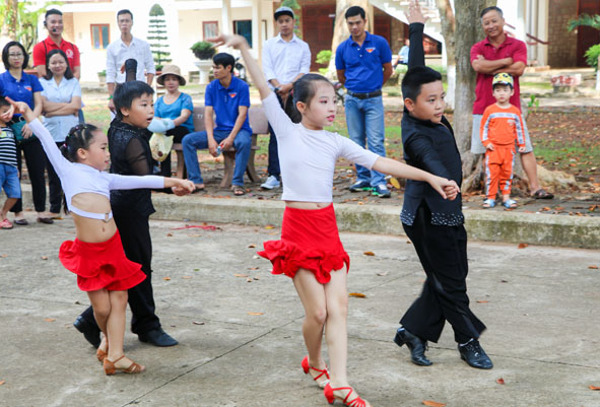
[44,49,74,80]
[45,9,62,20]
[113,81,154,120]
[117,9,133,20]
[2,41,29,71]
[401,66,442,101]
[0,96,10,108]
[61,123,100,163]
[345,6,365,20]
[493,82,512,90]
[480,6,503,19]
[290,73,334,123]
[213,53,235,71]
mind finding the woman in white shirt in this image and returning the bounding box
[40,49,82,218]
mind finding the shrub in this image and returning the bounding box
[584,44,600,71]
[191,41,216,60]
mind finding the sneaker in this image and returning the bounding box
[372,184,391,198]
[0,219,13,229]
[349,180,372,192]
[261,175,281,190]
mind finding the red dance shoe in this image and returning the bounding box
[323,383,369,407]
[301,355,330,388]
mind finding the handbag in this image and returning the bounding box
[10,118,35,143]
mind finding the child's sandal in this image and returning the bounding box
[103,355,145,375]
[482,199,496,209]
[502,199,517,209]
[96,347,108,363]
[301,356,330,388]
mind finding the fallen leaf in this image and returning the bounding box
[41,256,48,260]
[422,401,446,407]
[182,276,192,279]
[247,312,264,316]
[248,267,260,271]
[253,276,260,280]
[163,277,171,281]
[166,233,173,237]
[246,278,253,282]
[264,225,275,230]
[192,321,205,325]
[363,251,375,256]
[588,265,599,269]
[476,300,489,303]
[234,273,249,277]
[589,385,600,390]
[377,271,389,276]
[389,177,401,189]
[0,380,5,386]
[496,378,505,385]
[349,292,366,298]
[44,318,56,322]
[248,244,256,248]
[517,243,528,249]
[1,254,7,258]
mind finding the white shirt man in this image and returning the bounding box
[106,9,155,110]
[260,6,311,190]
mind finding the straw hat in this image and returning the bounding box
[156,64,186,86]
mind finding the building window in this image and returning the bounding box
[234,20,252,47]
[203,21,219,40]
[91,24,110,49]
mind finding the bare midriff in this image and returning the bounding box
[285,201,331,210]
[70,193,117,243]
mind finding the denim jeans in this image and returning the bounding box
[182,129,252,186]
[344,94,386,186]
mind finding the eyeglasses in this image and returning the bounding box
[8,53,24,58]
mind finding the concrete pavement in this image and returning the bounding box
[0,217,599,406]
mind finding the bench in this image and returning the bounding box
[172,106,268,188]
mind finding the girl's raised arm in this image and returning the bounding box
[207,34,272,100]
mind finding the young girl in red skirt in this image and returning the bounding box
[8,98,194,375]
[210,35,460,406]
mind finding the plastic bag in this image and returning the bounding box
[149,132,174,162]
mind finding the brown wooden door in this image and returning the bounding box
[302,4,336,71]
[577,0,600,67]
[374,14,392,44]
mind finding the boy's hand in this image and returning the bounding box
[405,0,429,25]
[485,143,495,151]
[429,176,460,200]
[207,34,248,50]
[443,182,460,201]
[518,146,526,153]
[0,105,14,122]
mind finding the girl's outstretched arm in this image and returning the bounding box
[207,34,272,100]
[372,157,460,200]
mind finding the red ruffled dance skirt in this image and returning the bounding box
[258,204,349,284]
[59,230,146,292]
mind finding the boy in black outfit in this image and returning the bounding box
[74,79,187,347]
[393,1,492,370]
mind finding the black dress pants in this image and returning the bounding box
[11,138,47,213]
[46,142,64,214]
[80,208,161,335]
[401,204,485,344]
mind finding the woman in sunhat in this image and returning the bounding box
[154,64,195,177]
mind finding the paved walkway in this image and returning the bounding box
[0,219,598,406]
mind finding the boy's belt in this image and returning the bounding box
[347,90,382,99]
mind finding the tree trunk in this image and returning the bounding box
[327,0,370,79]
[1,0,19,41]
[453,0,496,191]
[437,0,456,109]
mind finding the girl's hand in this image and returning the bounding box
[5,98,34,122]
[171,179,195,196]
[207,34,248,50]
[405,0,429,25]
[430,176,460,200]
[0,104,14,122]
[21,123,33,139]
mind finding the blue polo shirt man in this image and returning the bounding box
[182,53,252,194]
[336,5,393,197]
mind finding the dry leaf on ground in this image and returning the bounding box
[363,251,375,256]
[496,378,505,385]
[517,243,528,249]
[163,277,171,281]
[44,318,56,322]
[477,300,489,304]
[0,380,5,386]
[588,265,598,269]
[234,273,249,277]
[349,292,366,298]
[589,385,600,390]
[422,401,446,407]
[247,312,264,316]
[192,321,205,325]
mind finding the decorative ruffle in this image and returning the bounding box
[59,231,146,292]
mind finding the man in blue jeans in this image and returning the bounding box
[336,5,393,197]
[182,53,252,196]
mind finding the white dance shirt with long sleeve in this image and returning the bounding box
[28,119,164,220]
[262,92,379,202]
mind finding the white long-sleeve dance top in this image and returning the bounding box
[28,118,164,221]
[262,92,379,202]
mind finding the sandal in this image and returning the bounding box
[1,219,13,229]
[502,199,518,209]
[301,356,330,388]
[191,184,205,194]
[232,185,246,196]
[482,199,496,209]
[96,347,108,363]
[103,355,145,375]
[532,188,554,199]
[324,383,369,407]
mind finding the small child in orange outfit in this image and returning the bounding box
[480,73,526,208]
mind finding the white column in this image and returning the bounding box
[252,0,262,56]
[537,0,548,66]
[222,0,232,35]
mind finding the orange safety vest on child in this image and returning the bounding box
[480,104,526,200]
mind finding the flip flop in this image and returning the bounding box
[532,189,554,199]
[232,185,246,196]
[502,199,518,209]
[482,199,496,209]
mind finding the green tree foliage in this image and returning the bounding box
[148,3,172,71]
[567,14,600,32]
[584,44,600,71]
[0,0,56,56]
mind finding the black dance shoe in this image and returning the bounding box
[138,328,178,347]
[73,316,101,348]
[458,339,493,369]
[394,327,432,366]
